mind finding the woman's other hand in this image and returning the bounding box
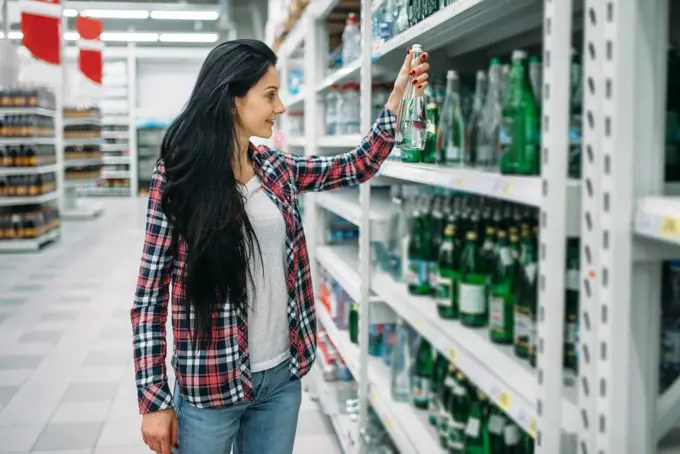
[386,49,431,113]
[141,408,178,454]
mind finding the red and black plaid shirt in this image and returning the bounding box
[131,107,397,413]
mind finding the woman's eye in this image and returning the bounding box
[267,93,275,101]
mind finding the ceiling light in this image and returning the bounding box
[63,9,78,17]
[150,10,219,21]
[63,32,80,41]
[81,9,150,19]
[101,32,158,42]
[159,33,218,43]
[0,31,23,39]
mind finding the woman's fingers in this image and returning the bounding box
[411,72,429,87]
[410,62,430,78]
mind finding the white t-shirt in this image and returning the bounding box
[240,175,290,373]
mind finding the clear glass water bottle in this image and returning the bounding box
[395,44,427,150]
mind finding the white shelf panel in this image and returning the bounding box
[0,137,54,146]
[64,117,100,127]
[101,143,129,152]
[283,92,305,110]
[65,157,102,167]
[64,177,100,188]
[0,107,55,117]
[0,191,58,206]
[64,138,103,147]
[288,136,306,147]
[101,117,129,127]
[80,187,131,197]
[318,135,363,148]
[378,160,581,235]
[316,188,391,242]
[101,131,130,140]
[278,15,306,58]
[317,303,440,454]
[101,170,131,179]
[372,0,540,61]
[317,244,360,303]
[317,60,361,94]
[102,156,130,165]
[0,228,60,252]
[0,165,57,176]
[634,197,680,245]
[371,272,579,436]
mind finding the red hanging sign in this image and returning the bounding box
[20,0,63,65]
[76,16,103,84]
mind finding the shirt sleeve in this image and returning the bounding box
[284,106,397,194]
[131,160,175,414]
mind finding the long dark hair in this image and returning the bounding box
[159,39,277,347]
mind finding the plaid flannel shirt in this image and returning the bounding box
[131,107,397,414]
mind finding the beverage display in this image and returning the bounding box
[0,204,60,242]
[396,44,427,154]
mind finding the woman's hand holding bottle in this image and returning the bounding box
[386,48,431,114]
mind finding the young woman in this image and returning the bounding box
[131,39,429,454]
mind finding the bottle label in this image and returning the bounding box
[459,283,486,315]
[565,321,578,344]
[515,309,529,346]
[488,414,506,435]
[444,376,456,388]
[524,263,537,283]
[489,295,506,331]
[405,259,426,285]
[504,424,521,446]
[500,248,512,267]
[453,384,466,396]
[436,275,453,308]
[464,417,481,437]
[566,269,579,290]
[446,146,461,162]
[447,420,465,450]
[411,376,430,405]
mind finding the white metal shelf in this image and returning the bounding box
[101,170,131,179]
[64,157,102,167]
[0,107,55,117]
[370,272,579,436]
[317,244,361,303]
[634,197,680,246]
[317,302,440,454]
[317,60,361,94]
[63,117,100,127]
[102,156,131,165]
[0,164,58,176]
[318,135,363,148]
[0,191,58,206]
[0,228,60,252]
[316,188,391,242]
[63,138,103,147]
[0,137,55,146]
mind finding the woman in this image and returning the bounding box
[131,39,429,454]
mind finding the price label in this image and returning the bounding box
[450,177,466,189]
[501,181,514,196]
[385,419,393,430]
[499,391,512,411]
[448,347,457,364]
[529,417,537,438]
[661,216,680,237]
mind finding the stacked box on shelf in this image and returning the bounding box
[0,87,61,251]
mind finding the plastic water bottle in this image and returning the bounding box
[341,83,361,135]
[325,84,339,135]
[342,13,361,66]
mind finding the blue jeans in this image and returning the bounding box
[172,360,302,454]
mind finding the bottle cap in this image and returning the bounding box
[476,70,486,80]
[512,50,528,60]
[411,44,424,53]
[490,57,501,65]
[446,70,458,79]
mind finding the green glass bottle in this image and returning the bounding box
[502,420,522,454]
[439,364,457,447]
[428,353,449,426]
[486,406,507,454]
[349,301,359,344]
[499,51,528,175]
[514,228,537,360]
[527,226,539,367]
[429,196,446,292]
[459,231,489,327]
[406,201,430,295]
[464,392,490,454]
[516,57,541,176]
[411,337,434,410]
[436,70,465,166]
[448,372,470,454]
[437,223,461,319]
[424,92,440,164]
[420,197,437,295]
[488,230,516,344]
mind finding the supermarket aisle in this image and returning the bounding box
[0,198,341,454]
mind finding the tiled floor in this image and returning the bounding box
[0,199,341,454]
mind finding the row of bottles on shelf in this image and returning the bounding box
[0,115,55,138]
[65,166,102,180]
[371,0,445,48]
[0,205,60,241]
[394,45,582,179]
[404,332,535,453]
[65,124,102,139]
[65,145,101,160]
[0,173,56,197]
[325,83,362,136]
[375,187,578,376]
[0,87,56,109]
[63,106,101,119]
[0,145,56,167]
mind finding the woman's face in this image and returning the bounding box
[235,65,286,139]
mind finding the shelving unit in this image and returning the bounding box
[270,0,680,452]
[0,104,62,252]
